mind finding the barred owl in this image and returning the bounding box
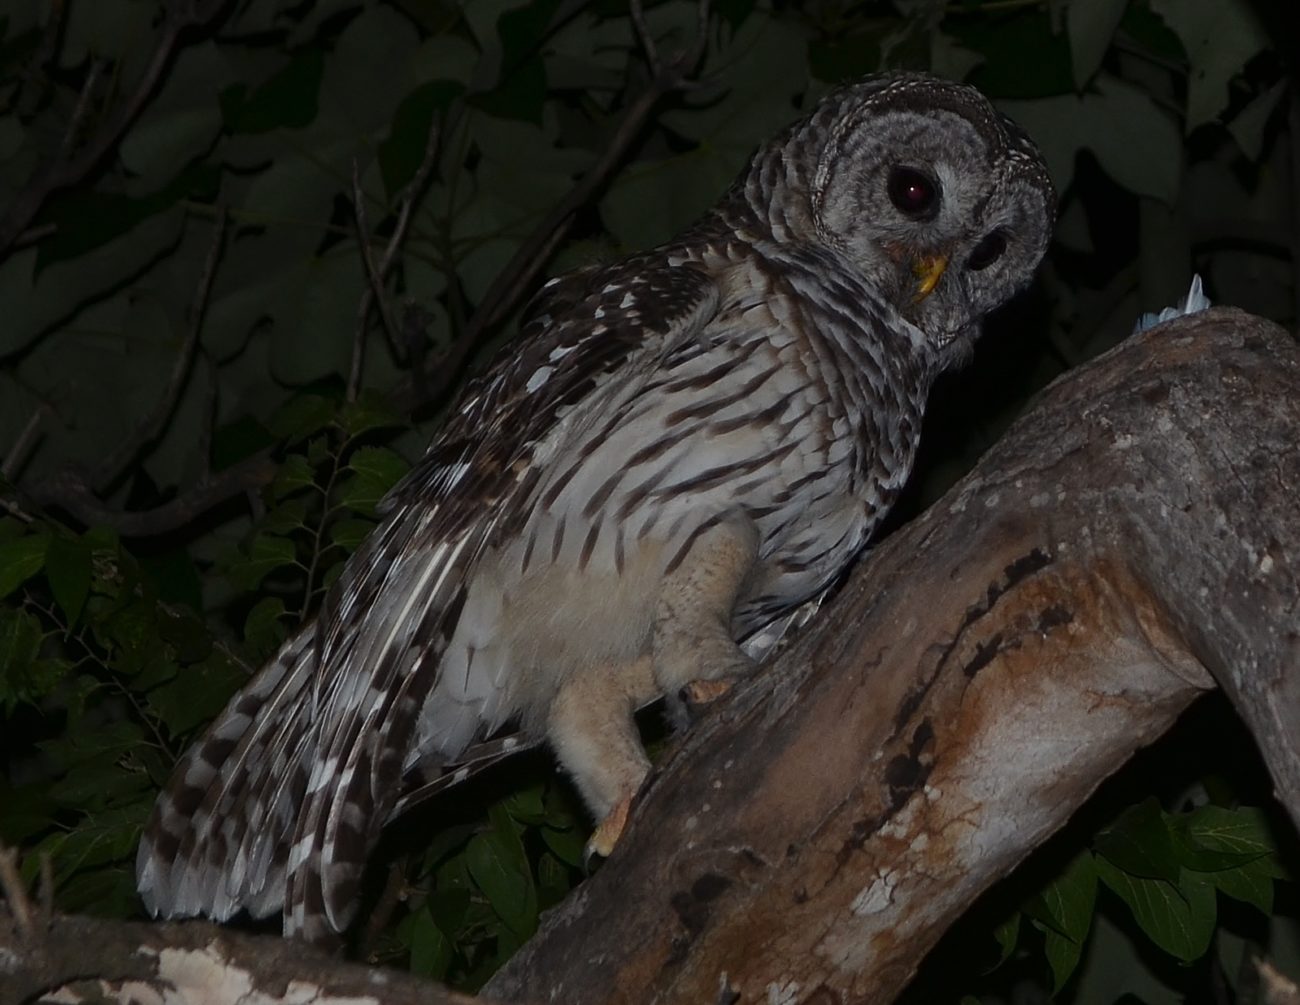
[137,72,1055,943]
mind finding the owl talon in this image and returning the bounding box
[682,678,735,706]
[584,795,633,866]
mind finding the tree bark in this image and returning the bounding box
[0,909,483,1005]
[484,307,1300,1003]
[3,308,1297,1004]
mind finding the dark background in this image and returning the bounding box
[0,1,1296,1000]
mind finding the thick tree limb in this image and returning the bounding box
[4,309,1297,1001]
[485,307,1299,1003]
[0,908,485,1005]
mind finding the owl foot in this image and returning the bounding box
[682,677,734,705]
[585,794,633,865]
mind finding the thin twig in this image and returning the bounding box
[629,0,661,71]
[349,119,441,399]
[350,163,403,398]
[58,57,108,159]
[2,406,46,481]
[0,846,34,940]
[0,0,233,259]
[0,498,37,524]
[89,207,227,493]
[195,348,219,483]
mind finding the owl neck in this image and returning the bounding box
[735,124,823,245]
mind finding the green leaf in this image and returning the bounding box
[40,721,146,770]
[48,761,151,811]
[1025,849,1097,943]
[261,498,311,536]
[100,599,164,675]
[991,911,1020,969]
[1094,799,1180,882]
[1180,805,1278,862]
[228,534,299,590]
[307,435,333,467]
[502,783,548,826]
[337,391,406,439]
[44,533,93,623]
[32,800,151,887]
[243,597,289,655]
[155,604,212,664]
[1208,856,1274,914]
[999,75,1182,203]
[466,810,538,938]
[427,884,473,935]
[37,162,219,269]
[958,11,1074,97]
[146,653,246,736]
[340,446,410,515]
[1067,0,1128,88]
[541,823,586,870]
[0,607,48,710]
[56,865,141,918]
[118,41,225,187]
[0,777,56,846]
[272,456,318,499]
[221,48,325,134]
[330,517,377,553]
[268,395,337,443]
[1022,851,1096,992]
[0,531,48,598]
[378,80,464,198]
[1032,919,1086,996]
[406,904,454,979]
[1149,0,1270,129]
[140,549,204,612]
[1226,81,1286,161]
[536,851,573,911]
[1095,858,1217,962]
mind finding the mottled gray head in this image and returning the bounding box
[744,72,1056,366]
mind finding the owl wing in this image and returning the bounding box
[136,254,721,941]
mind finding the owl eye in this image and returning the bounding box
[967,230,1007,271]
[887,166,940,218]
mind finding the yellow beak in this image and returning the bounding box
[912,254,949,302]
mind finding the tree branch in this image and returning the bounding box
[0,0,233,260]
[349,116,441,400]
[0,848,485,1005]
[485,308,1300,1003]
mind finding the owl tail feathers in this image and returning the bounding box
[135,625,319,926]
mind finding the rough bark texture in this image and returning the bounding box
[0,910,487,1004]
[2,308,1297,1004]
[484,307,1299,1003]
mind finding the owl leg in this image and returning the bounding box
[547,654,656,860]
[653,514,761,707]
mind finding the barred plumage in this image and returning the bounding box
[137,71,1055,942]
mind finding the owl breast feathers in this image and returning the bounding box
[136,71,1055,943]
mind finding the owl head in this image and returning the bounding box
[745,73,1056,367]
